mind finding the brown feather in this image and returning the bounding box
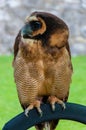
[13,31,21,61]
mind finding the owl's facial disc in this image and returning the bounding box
[21,16,46,39]
[21,21,42,38]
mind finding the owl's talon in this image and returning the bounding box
[39,110,43,117]
[24,104,34,117]
[51,103,55,111]
[24,100,42,117]
[37,107,43,117]
[48,96,66,111]
[25,109,29,117]
[61,102,66,110]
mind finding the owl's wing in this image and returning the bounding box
[13,31,21,61]
[65,41,73,71]
[66,41,71,58]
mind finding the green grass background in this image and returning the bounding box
[0,55,86,130]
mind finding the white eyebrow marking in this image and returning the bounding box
[25,16,38,22]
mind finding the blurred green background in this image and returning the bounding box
[0,0,86,129]
[0,55,86,130]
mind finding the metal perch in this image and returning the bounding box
[2,102,86,130]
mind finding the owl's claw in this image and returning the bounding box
[37,107,43,117]
[25,108,29,117]
[51,103,55,111]
[24,100,42,117]
[48,96,66,111]
[25,104,34,117]
[61,102,66,110]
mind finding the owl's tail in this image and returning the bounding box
[35,122,50,130]
[45,122,50,130]
[45,119,59,130]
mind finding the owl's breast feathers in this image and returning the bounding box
[13,38,72,106]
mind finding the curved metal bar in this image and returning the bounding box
[2,102,86,130]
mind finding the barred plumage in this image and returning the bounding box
[13,11,73,130]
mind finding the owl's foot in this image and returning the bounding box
[48,96,66,111]
[25,100,42,117]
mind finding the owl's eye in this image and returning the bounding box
[30,21,42,31]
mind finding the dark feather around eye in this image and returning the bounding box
[30,21,42,31]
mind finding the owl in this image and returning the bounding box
[13,11,73,130]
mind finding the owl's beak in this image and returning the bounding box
[21,24,33,39]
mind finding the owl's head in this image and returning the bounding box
[21,11,69,47]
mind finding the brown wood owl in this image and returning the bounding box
[13,11,73,130]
